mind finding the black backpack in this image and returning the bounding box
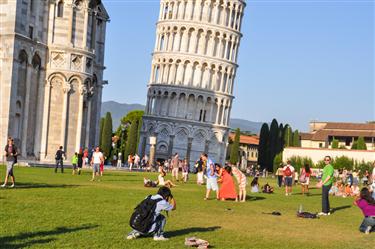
[129,195,163,233]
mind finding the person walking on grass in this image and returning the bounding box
[317,156,334,216]
[127,186,176,241]
[77,148,83,175]
[300,163,312,195]
[171,153,179,182]
[55,146,65,173]
[231,165,247,202]
[275,164,284,188]
[283,160,295,196]
[202,153,219,200]
[71,152,78,175]
[90,146,104,181]
[1,137,18,188]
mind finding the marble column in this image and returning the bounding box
[61,84,70,147]
[186,137,193,164]
[21,64,33,157]
[168,135,175,158]
[39,80,51,159]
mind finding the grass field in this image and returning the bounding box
[0,166,373,249]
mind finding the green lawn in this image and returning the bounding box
[0,166,373,249]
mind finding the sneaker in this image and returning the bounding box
[10,184,14,188]
[153,235,169,241]
[1,184,5,188]
[365,226,371,235]
[318,212,330,216]
[126,232,140,240]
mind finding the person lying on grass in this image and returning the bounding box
[127,186,177,241]
[353,187,375,234]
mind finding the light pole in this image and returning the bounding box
[149,135,157,170]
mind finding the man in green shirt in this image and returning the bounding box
[317,156,334,215]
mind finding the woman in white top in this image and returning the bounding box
[157,169,176,188]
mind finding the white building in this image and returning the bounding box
[0,0,109,160]
[139,0,246,165]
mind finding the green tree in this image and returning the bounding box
[230,128,241,164]
[351,141,358,150]
[99,117,105,148]
[257,123,270,170]
[124,120,139,160]
[268,119,279,172]
[273,152,283,173]
[333,156,353,170]
[119,110,144,158]
[356,136,367,150]
[292,130,300,147]
[284,126,293,147]
[276,123,284,154]
[101,112,113,158]
[331,138,339,149]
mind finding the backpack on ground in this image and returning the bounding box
[297,212,318,219]
[284,166,292,177]
[129,195,162,233]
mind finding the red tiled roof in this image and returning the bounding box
[229,132,259,145]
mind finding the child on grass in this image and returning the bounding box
[71,152,78,175]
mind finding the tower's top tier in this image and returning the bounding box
[157,0,245,33]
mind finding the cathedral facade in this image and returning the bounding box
[139,0,245,165]
[0,0,109,160]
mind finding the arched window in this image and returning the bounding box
[57,1,64,17]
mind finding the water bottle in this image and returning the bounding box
[298,204,303,213]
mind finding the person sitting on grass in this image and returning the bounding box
[127,186,177,241]
[353,187,375,234]
[158,169,177,188]
[344,184,352,198]
[329,182,339,196]
[251,177,259,193]
[262,183,274,193]
[144,178,157,188]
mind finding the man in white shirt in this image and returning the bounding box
[283,160,295,196]
[90,146,104,181]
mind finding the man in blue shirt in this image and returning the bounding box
[202,153,219,200]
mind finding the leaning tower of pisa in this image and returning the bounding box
[139,0,245,165]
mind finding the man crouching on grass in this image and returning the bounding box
[127,186,176,241]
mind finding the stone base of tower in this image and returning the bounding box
[139,115,229,167]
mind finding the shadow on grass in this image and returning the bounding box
[165,226,221,237]
[246,196,266,201]
[0,224,98,249]
[331,205,352,213]
[12,182,79,189]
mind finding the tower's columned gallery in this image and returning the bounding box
[139,0,245,165]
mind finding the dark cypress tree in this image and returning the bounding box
[125,120,139,160]
[268,119,279,172]
[292,130,300,147]
[99,117,105,148]
[276,123,284,154]
[257,123,270,170]
[101,112,113,158]
[230,128,241,164]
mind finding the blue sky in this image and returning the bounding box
[102,0,374,131]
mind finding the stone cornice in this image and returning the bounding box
[148,83,234,100]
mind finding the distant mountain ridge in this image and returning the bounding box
[101,101,263,134]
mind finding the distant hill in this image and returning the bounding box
[101,101,263,134]
[229,118,263,134]
[101,101,145,129]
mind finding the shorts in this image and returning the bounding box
[172,168,179,177]
[72,164,77,170]
[93,163,100,173]
[6,161,14,176]
[285,177,293,187]
[206,177,218,191]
